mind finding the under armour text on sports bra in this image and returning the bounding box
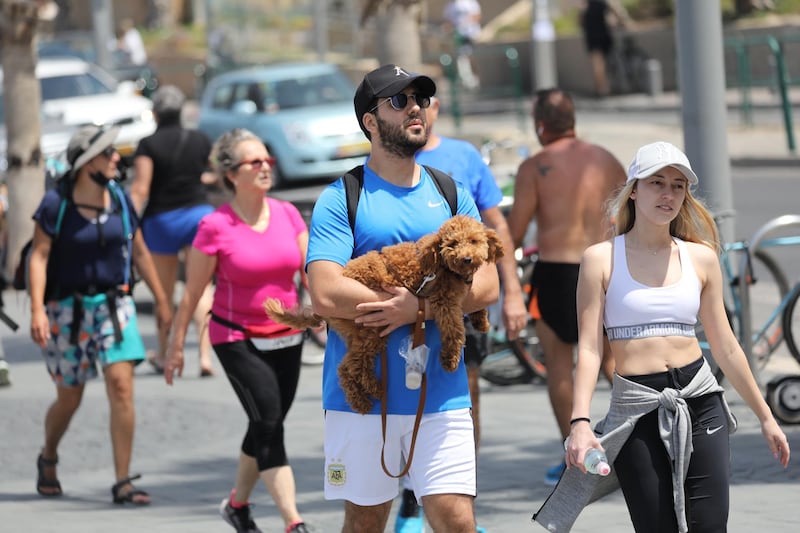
[604,234,701,341]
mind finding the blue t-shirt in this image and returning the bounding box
[416,136,503,212]
[33,186,139,296]
[307,165,480,415]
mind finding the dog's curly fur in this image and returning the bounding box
[265,215,503,414]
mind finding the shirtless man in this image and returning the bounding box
[506,88,625,485]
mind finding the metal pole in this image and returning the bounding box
[531,0,557,90]
[675,0,741,359]
[91,0,115,72]
[766,36,796,153]
[675,1,734,240]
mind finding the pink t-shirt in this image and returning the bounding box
[193,198,307,344]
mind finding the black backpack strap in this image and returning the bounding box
[421,165,458,216]
[343,164,458,237]
[342,165,365,234]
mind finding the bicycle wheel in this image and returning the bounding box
[480,324,546,386]
[509,320,547,380]
[481,331,536,386]
[697,307,731,384]
[781,285,800,366]
[748,249,790,367]
[701,249,789,383]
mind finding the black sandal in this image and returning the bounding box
[111,474,150,506]
[36,453,63,497]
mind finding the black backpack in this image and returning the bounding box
[342,164,458,238]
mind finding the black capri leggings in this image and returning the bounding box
[614,357,731,533]
[213,340,303,472]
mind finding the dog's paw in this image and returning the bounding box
[468,310,490,333]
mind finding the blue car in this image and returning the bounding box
[197,63,371,187]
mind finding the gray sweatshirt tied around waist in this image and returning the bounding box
[533,360,737,532]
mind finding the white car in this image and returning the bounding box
[0,57,156,167]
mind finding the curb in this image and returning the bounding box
[731,156,800,168]
[449,97,800,116]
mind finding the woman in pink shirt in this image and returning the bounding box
[165,128,310,533]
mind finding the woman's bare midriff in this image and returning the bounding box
[611,335,704,376]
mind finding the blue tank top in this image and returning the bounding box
[604,235,700,341]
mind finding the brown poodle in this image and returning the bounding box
[264,215,503,414]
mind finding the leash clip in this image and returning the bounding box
[415,273,437,295]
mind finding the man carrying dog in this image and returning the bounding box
[391,95,528,533]
[305,64,499,533]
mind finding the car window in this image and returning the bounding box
[40,73,113,100]
[234,83,262,111]
[273,72,351,110]
[211,84,234,109]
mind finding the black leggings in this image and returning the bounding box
[615,358,731,533]
[213,340,303,472]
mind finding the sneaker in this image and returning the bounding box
[219,497,262,533]
[394,488,424,533]
[287,521,310,533]
[0,360,10,387]
[544,461,566,486]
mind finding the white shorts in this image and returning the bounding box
[323,408,476,506]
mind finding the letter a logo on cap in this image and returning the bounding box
[395,66,409,77]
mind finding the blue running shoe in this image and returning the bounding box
[395,489,424,533]
[476,526,488,533]
[544,461,566,486]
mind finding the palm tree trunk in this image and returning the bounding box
[365,0,424,72]
[0,0,45,280]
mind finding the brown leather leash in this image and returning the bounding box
[380,297,427,478]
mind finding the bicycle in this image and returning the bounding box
[480,244,548,386]
[698,214,800,386]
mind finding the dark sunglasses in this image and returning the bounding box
[370,93,431,113]
[232,157,276,171]
[101,146,118,158]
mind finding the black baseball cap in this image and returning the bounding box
[354,64,436,139]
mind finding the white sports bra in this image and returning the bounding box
[604,234,701,341]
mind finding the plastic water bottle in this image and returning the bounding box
[584,448,611,476]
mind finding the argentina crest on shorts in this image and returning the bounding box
[327,461,346,486]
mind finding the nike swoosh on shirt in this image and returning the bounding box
[428,200,444,208]
[706,426,723,435]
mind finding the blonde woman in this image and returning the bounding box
[535,141,790,532]
[164,128,309,533]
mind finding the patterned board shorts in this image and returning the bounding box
[43,294,146,386]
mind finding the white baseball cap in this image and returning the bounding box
[626,141,698,185]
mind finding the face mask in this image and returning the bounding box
[89,170,110,187]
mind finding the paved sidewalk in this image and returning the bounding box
[0,281,799,532]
